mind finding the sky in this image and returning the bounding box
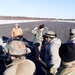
[0,0,75,19]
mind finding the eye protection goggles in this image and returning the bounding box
[45,36,51,38]
[45,34,56,38]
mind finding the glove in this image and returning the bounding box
[28,29,31,33]
[34,27,38,30]
[50,67,57,75]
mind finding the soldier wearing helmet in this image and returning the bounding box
[67,29,75,43]
[45,31,61,75]
[3,40,36,75]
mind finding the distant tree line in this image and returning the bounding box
[0,16,75,21]
[0,16,51,20]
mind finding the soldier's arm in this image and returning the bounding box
[20,28,23,35]
[28,29,37,35]
[11,28,14,37]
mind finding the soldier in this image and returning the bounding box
[45,31,61,75]
[11,23,23,40]
[3,40,36,75]
[67,28,75,43]
[59,29,75,75]
[28,24,48,61]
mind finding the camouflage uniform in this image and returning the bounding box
[29,26,48,60]
[60,61,75,75]
[4,57,36,75]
